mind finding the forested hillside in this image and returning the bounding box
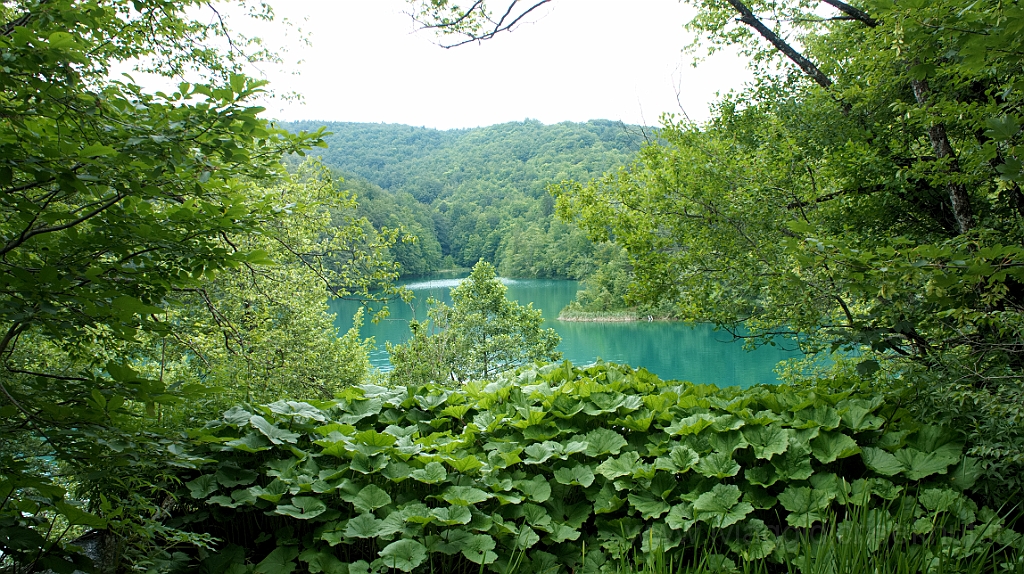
[282,120,643,278]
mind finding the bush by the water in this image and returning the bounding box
[169,362,1022,573]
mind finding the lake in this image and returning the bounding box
[329,273,801,388]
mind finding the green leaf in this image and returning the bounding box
[554,464,596,487]
[516,475,551,502]
[810,431,861,464]
[641,523,683,553]
[653,444,699,472]
[744,464,780,487]
[431,505,473,525]
[112,295,162,315]
[299,548,348,574]
[447,455,484,474]
[443,485,491,505]
[694,451,740,478]
[742,425,790,460]
[984,115,1021,142]
[919,488,962,513]
[665,413,716,435]
[894,448,954,480]
[54,501,107,528]
[596,451,642,479]
[255,546,299,574]
[511,524,541,549]
[249,479,288,503]
[909,62,936,80]
[778,486,832,528]
[337,397,383,424]
[546,523,581,543]
[809,473,850,504]
[665,503,695,531]
[584,428,628,456]
[948,457,984,490]
[692,484,753,528]
[345,513,383,538]
[411,461,447,484]
[216,466,258,487]
[771,442,814,481]
[523,443,556,464]
[351,484,392,513]
[268,400,326,422]
[0,524,46,551]
[226,433,271,453]
[594,482,626,514]
[906,425,963,463]
[353,429,397,449]
[840,403,884,431]
[379,539,428,572]
[457,533,497,564]
[862,447,905,476]
[628,491,671,519]
[251,415,300,445]
[186,475,218,499]
[709,429,749,454]
[793,405,841,430]
[223,406,252,426]
[274,496,327,520]
[80,144,118,157]
[726,518,776,560]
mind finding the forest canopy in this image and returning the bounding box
[282,120,642,278]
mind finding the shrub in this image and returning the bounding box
[171,361,1022,573]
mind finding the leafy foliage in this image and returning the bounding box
[172,362,1021,572]
[0,1,391,570]
[388,261,561,383]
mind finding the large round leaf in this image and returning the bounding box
[378,539,427,572]
[274,496,327,520]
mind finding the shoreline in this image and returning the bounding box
[557,310,675,323]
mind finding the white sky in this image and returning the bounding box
[238,0,754,130]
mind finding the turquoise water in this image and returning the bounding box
[329,274,801,388]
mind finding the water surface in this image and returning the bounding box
[330,274,800,388]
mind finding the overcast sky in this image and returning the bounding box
[236,0,753,130]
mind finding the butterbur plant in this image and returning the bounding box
[168,361,1024,573]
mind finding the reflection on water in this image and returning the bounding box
[330,274,800,388]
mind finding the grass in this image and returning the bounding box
[592,500,1024,574]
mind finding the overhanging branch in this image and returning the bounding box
[725,0,833,88]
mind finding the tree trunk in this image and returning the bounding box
[911,77,974,234]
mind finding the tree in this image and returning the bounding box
[146,162,398,412]
[0,1,394,570]
[389,261,561,383]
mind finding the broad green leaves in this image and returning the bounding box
[274,497,328,520]
[379,540,428,572]
[693,484,754,528]
[176,365,993,573]
[778,486,833,528]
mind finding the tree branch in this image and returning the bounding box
[416,0,553,48]
[0,192,127,257]
[0,0,48,38]
[818,0,878,27]
[725,0,833,88]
